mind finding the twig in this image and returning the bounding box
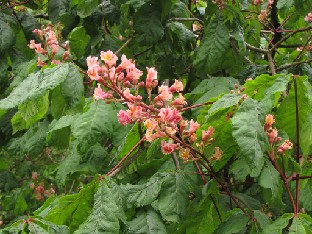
[170,17,204,25]
[245,42,268,54]
[179,101,214,112]
[267,52,276,75]
[172,152,181,171]
[106,136,145,176]
[294,34,312,61]
[276,59,312,72]
[294,77,301,217]
[270,26,312,52]
[115,37,133,55]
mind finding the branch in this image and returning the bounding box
[245,42,268,54]
[115,36,133,55]
[267,52,276,75]
[170,17,204,25]
[270,26,312,52]
[276,59,312,72]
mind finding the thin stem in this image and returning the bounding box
[171,152,181,171]
[276,59,312,72]
[294,34,312,62]
[245,42,268,54]
[170,17,204,25]
[294,77,301,217]
[115,37,133,55]
[106,137,145,176]
[267,52,276,75]
[179,101,214,112]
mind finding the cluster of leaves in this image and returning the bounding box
[0,0,312,233]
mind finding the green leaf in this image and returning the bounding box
[69,26,90,58]
[71,101,121,147]
[276,76,312,156]
[232,98,268,177]
[74,179,125,234]
[277,0,294,9]
[48,0,69,23]
[8,121,48,156]
[11,91,49,133]
[213,210,249,234]
[133,1,164,45]
[0,19,16,52]
[47,115,75,136]
[38,182,96,233]
[298,214,312,233]
[122,176,163,207]
[156,172,191,222]
[166,22,194,51]
[116,123,140,160]
[259,163,280,198]
[289,217,307,234]
[207,94,241,118]
[0,63,76,110]
[263,213,293,234]
[128,208,167,234]
[194,14,230,74]
[71,0,99,18]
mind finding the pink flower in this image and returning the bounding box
[28,40,44,54]
[169,80,184,93]
[32,29,43,39]
[93,84,113,100]
[32,172,38,180]
[125,67,143,85]
[51,59,61,65]
[154,85,173,104]
[100,50,118,67]
[202,126,215,142]
[277,140,293,154]
[87,56,99,68]
[51,44,59,55]
[171,93,187,107]
[266,128,278,144]
[46,30,58,46]
[144,119,158,131]
[159,107,182,125]
[304,13,312,23]
[116,54,135,72]
[62,51,70,61]
[128,104,145,120]
[117,110,132,126]
[161,140,179,155]
[146,67,158,90]
[87,56,101,80]
[258,10,267,22]
[123,88,142,102]
[264,114,275,131]
[37,57,47,67]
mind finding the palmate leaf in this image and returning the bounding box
[128,208,167,234]
[263,213,293,234]
[194,13,229,74]
[11,91,49,133]
[35,182,96,233]
[155,172,191,222]
[259,163,280,198]
[0,63,80,110]
[232,98,269,177]
[69,26,90,58]
[276,76,312,156]
[0,19,16,52]
[74,179,126,234]
[133,1,164,45]
[122,176,164,207]
[71,101,121,147]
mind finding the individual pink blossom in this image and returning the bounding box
[51,44,59,55]
[32,29,43,39]
[87,56,99,68]
[100,50,118,68]
[62,51,70,61]
[32,172,38,180]
[87,56,101,80]
[266,128,278,144]
[93,84,114,100]
[128,104,145,120]
[51,59,61,65]
[125,67,143,84]
[161,140,179,155]
[277,140,293,154]
[28,40,44,54]
[159,108,182,125]
[179,148,191,161]
[258,10,267,22]
[171,93,187,107]
[252,0,263,5]
[146,129,164,142]
[123,88,142,102]
[264,114,275,131]
[46,30,58,46]
[37,57,47,66]
[144,119,158,131]
[267,0,274,8]
[304,13,312,23]
[117,110,132,126]
[146,67,158,90]
[169,80,184,93]
[202,126,215,142]
[154,85,173,105]
[116,54,135,72]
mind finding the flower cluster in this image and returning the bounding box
[87,51,217,162]
[29,171,55,200]
[264,114,293,155]
[29,25,70,67]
